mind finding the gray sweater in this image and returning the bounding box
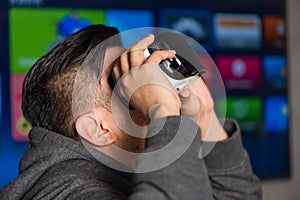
[0,116,262,199]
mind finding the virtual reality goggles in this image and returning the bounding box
[109,31,207,109]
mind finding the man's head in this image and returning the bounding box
[22,24,120,141]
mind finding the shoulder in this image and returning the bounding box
[26,159,127,199]
[66,182,127,200]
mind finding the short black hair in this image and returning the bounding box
[22,24,120,140]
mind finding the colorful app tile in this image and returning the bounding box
[265,97,288,132]
[200,55,225,98]
[214,13,261,49]
[105,9,154,48]
[105,9,154,32]
[215,55,261,89]
[159,9,212,51]
[263,16,286,50]
[263,55,287,89]
[10,74,31,141]
[9,8,105,74]
[217,97,262,132]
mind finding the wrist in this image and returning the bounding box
[201,112,228,141]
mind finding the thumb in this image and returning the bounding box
[179,88,200,123]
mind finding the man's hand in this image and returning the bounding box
[179,77,228,141]
[111,34,181,124]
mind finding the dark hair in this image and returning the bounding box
[22,24,120,140]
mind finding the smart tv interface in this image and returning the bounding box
[0,0,288,186]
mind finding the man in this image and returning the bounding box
[0,24,262,199]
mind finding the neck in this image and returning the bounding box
[97,144,139,170]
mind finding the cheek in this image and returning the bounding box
[105,112,123,135]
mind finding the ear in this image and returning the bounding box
[75,113,117,146]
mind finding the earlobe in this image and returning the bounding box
[75,113,117,146]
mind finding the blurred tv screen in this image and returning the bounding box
[0,0,288,185]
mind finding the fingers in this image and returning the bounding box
[144,50,176,64]
[120,52,130,74]
[127,34,155,68]
[129,34,154,51]
[128,35,176,68]
[179,87,200,122]
[190,77,210,96]
[190,78,214,113]
[118,34,154,73]
[112,59,122,81]
[129,49,145,68]
[118,34,176,76]
[113,34,177,92]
